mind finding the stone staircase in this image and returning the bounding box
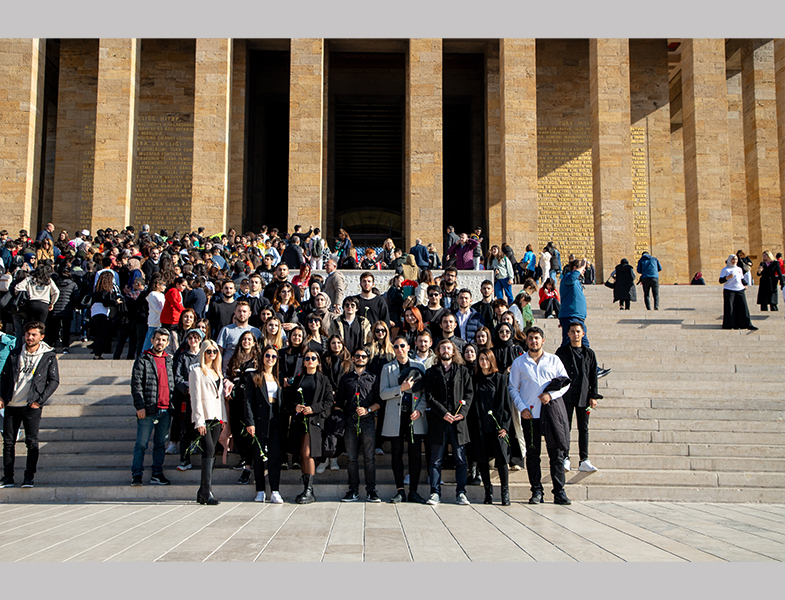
[2,285,783,503]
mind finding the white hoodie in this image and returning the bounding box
[9,341,53,407]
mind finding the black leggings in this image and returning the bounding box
[229,394,254,465]
[25,300,50,325]
[91,314,111,357]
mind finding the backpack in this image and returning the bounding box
[313,236,324,256]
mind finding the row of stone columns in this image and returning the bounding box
[2,39,785,282]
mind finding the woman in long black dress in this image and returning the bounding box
[610,258,637,310]
[471,349,513,505]
[756,251,782,312]
[318,334,351,472]
[245,344,286,503]
[720,255,757,330]
[285,349,335,503]
[226,331,260,483]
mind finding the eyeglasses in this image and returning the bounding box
[204,349,218,355]
[304,356,318,362]
[264,353,278,359]
[393,343,407,349]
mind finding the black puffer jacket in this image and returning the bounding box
[51,276,79,319]
[131,350,174,414]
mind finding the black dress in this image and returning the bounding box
[756,262,782,310]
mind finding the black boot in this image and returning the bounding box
[483,484,493,504]
[501,485,510,506]
[468,462,482,486]
[197,457,220,505]
[295,474,315,504]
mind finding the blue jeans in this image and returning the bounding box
[429,423,467,497]
[131,408,171,477]
[549,269,559,282]
[559,316,590,348]
[141,326,158,352]
[494,279,513,304]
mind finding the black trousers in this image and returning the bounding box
[619,299,630,310]
[386,419,427,493]
[641,278,659,310]
[564,401,590,462]
[476,434,510,489]
[345,417,376,494]
[520,417,565,496]
[3,405,42,479]
[91,314,111,357]
[253,403,283,493]
[45,315,72,350]
[113,322,140,360]
[229,394,254,465]
[539,298,560,318]
[25,300,50,325]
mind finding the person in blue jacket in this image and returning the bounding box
[559,259,589,348]
[409,239,430,270]
[636,252,662,310]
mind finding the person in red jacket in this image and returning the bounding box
[538,277,560,319]
[161,277,187,330]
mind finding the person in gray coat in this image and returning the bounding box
[379,336,427,504]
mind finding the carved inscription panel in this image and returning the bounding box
[132,114,193,233]
[537,120,595,262]
[631,126,651,256]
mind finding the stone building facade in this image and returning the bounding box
[1,38,784,283]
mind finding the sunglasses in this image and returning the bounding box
[428,293,440,297]
[264,353,278,359]
[354,354,368,359]
[308,318,321,323]
[374,329,386,333]
[304,356,318,362]
[204,349,218,355]
[393,343,407,349]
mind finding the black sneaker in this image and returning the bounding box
[529,492,544,504]
[389,489,406,503]
[21,477,34,488]
[150,473,170,485]
[0,476,14,488]
[238,469,251,485]
[367,490,382,503]
[407,491,426,504]
[232,460,247,471]
[131,475,143,486]
[342,490,359,502]
[553,493,572,505]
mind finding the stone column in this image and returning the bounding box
[777,40,785,250]
[726,66,749,253]
[288,39,324,235]
[191,38,232,234]
[405,39,443,250]
[681,39,733,282]
[742,39,782,257]
[0,39,46,234]
[228,39,247,232]
[485,45,503,247]
[92,39,140,232]
[52,40,99,236]
[630,40,676,283]
[499,39,538,257]
[590,39,634,280]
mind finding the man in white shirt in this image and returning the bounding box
[508,326,571,505]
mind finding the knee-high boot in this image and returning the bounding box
[197,457,220,505]
[295,473,315,504]
[483,483,494,504]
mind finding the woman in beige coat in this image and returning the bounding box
[190,339,229,505]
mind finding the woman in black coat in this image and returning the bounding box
[756,251,782,311]
[244,344,287,504]
[610,258,637,310]
[45,267,79,353]
[470,349,514,506]
[284,348,335,504]
[492,323,524,373]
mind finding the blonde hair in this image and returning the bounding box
[264,317,285,349]
[199,339,222,378]
[369,321,394,361]
[763,250,775,262]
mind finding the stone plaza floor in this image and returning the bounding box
[0,500,784,562]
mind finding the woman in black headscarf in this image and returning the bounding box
[610,258,637,310]
[492,322,524,374]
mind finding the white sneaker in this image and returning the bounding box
[426,493,440,505]
[579,459,598,472]
[254,491,266,503]
[403,474,410,485]
[563,457,571,472]
[165,442,178,455]
[456,492,471,506]
[316,460,328,474]
[270,491,284,504]
[330,458,340,470]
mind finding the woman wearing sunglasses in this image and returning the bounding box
[245,345,286,503]
[190,340,229,505]
[286,349,335,503]
[304,312,328,355]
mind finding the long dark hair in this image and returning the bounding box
[95,270,114,293]
[253,344,280,386]
[227,330,260,375]
[325,334,351,373]
[31,265,53,287]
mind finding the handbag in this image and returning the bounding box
[9,290,29,313]
[604,277,615,290]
